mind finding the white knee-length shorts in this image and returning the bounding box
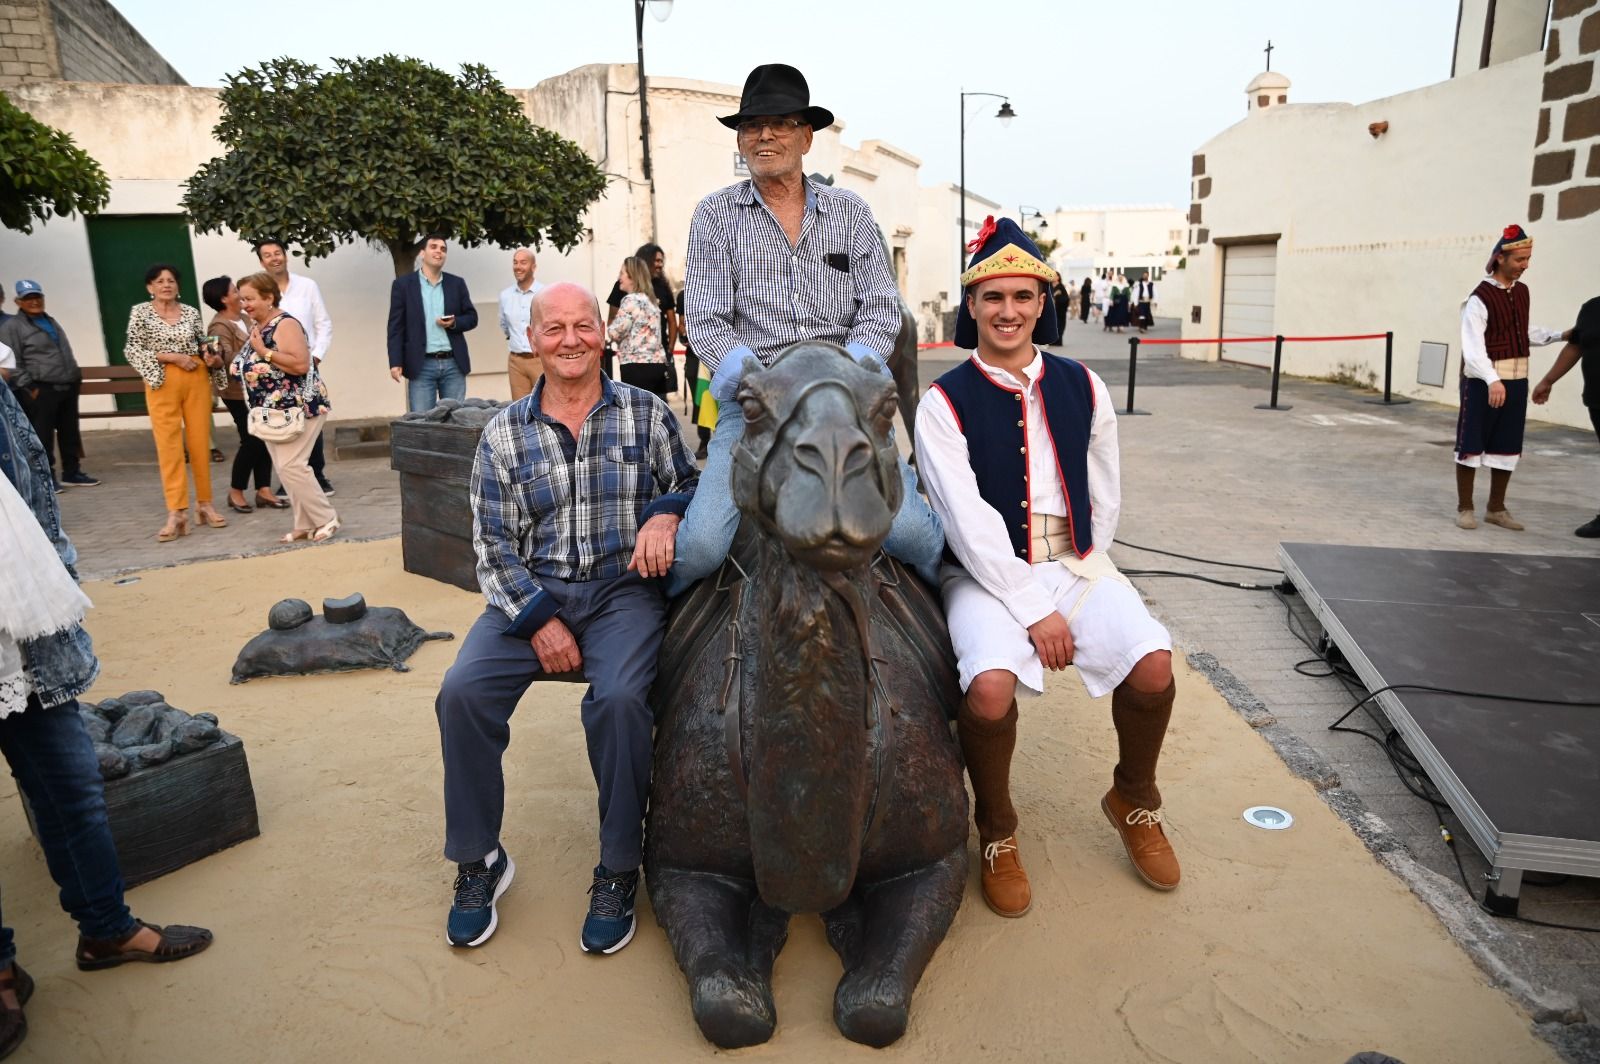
[941,560,1172,699]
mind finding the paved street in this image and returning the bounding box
[49,320,1600,1060]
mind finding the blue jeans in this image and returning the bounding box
[666,410,944,597]
[407,357,468,413]
[0,696,136,966]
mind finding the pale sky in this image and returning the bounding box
[117,0,1460,211]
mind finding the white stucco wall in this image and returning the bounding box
[0,68,949,426]
[1047,205,1187,272]
[1180,53,1599,431]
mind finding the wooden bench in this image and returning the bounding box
[79,364,225,419]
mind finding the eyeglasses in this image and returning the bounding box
[736,116,806,137]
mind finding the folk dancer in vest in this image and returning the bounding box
[1454,224,1571,530]
[915,217,1179,918]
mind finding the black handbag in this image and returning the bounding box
[663,354,679,396]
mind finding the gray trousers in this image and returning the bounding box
[436,573,666,871]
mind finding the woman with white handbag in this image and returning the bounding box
[235,272,339,544]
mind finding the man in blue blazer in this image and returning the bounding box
[388,233,479,412]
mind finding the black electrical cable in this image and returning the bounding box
[1113,538,1284,574]
[1118,568,1277,591]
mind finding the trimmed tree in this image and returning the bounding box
[182,56,607,276]
[0,90,110,233]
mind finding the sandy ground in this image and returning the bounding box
[0,539,1557,1063]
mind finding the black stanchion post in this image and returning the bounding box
[1364,330,1412,405]
[1255,335,1292,411]
[1124,336,1150,416]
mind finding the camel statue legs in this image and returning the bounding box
[823,844,967,1047]
[648,868,792,1049]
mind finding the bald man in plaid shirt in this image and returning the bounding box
[435,283,698,956]
[669,63,942,594]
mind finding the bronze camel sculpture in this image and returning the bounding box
[646,342,968,1048]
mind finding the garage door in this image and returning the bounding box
[1220,243,1277,366]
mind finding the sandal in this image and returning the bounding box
[279,529,313,544]
[76,920,213,971]
[196,507,228,529]
[0,962,32,1061]
[311,517,341,543]
[155,511,189,542]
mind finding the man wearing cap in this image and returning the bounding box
[673,63,942,593]
[0,281,97,488]
[1453,225,1571,530]
[915,217,1180,918]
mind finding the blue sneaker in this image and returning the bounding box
[446,849,515,947]
[60,471,100,487]
[580,864,639,955]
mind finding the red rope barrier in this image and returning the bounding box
[1135,336,1276,345]
[1137,333,1387,346]
[917,341,956,350]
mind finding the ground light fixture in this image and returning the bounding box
[1242,805,1294,830]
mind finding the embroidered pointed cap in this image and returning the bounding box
[1486,223,1533,273]
[955,215,1060,349]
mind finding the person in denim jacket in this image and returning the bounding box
[0,384,213,1060]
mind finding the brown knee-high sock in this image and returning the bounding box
[1487,468,1512,512]
[957,699,1019,843]
[1111,679,1176,810]
[1456,464,1476,511]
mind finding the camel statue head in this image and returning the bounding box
[728,342,903,571]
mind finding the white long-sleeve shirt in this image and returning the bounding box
[916,350,1120,631]
[280,273,333,362]
[1459,275,1563,384]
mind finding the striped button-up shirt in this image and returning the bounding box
[684,178,902,403]
[471,377,699,637]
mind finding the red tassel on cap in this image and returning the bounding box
[966,215,997,253]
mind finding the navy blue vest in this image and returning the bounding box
[931,353,1097,562]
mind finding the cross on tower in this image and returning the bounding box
[1264,39,1274,71]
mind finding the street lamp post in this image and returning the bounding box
[1019,205,1048,230]
[958,91,1014,282]
[633,0,672,185]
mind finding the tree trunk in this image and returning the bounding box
[388,240,421,278]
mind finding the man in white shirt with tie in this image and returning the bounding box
[256,239,336,496]
[498,248,544,400]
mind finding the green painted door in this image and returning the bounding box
[85,215,200,413]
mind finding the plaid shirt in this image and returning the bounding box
[471,377,699,637]
[684,178,901,403]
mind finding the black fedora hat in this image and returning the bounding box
[718,63,835,131]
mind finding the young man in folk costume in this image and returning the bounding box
[915,217,1179,918]
[1454,224,1571,530]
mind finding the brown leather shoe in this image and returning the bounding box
[76,920,213,971]
[980,836,1032,917]
[1484,509,1524,531]
[1101,788,1181,891]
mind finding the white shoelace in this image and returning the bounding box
[982,837,1018,872]
[1123,807,1163,828]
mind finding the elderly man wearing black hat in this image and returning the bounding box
[1453,224,1572,531]
[670,63,942,595]
[915,217,1180,918]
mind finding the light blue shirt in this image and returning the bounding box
[420,272,450,352]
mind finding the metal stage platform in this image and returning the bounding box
[1278,543,1600,913]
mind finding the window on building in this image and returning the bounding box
[1073,231,1087,242]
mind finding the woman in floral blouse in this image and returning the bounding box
[123,264,229,541]
[606,256,668,397]
[235,272,338,544]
